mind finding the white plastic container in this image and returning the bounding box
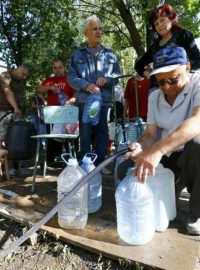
[57,156,88,229]
[115,174,155,245]
[148,173,169,232]
[155,164,176,221]
[148,164,176,232]
[81,153,102,213]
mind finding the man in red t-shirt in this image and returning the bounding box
[37,60,76,164]
[38,60,75,105]
[123,76,151,121]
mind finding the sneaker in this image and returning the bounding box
[101,168,112,175]
[186,214,200,235]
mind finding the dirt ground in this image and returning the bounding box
[0,213,143,270]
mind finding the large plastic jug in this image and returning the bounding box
[148,170,169,232]
[155,164,176,221]
[82,92,102,125]
[148,164,176,232]
[81,153,102,213]
[115,172,155,245]
[57,154,88,229]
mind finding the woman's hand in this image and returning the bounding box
[143,64,153,78]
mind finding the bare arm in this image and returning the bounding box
[37,84,58,94]
[3,86,22,115]
[130,106,200,182]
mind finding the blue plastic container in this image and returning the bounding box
[82,92,102,125]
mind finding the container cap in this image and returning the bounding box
[126,167,136,176]
[82,156,92,164]
[68,158,78,166]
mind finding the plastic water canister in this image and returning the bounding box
[81,153,102,213]
[155,164,176,221]
[148,164,176,232]
[57,156,88,229]
[115,174,155,245]
[148,171,169,232]
[82,92,102,125]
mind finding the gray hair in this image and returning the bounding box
[83,15,102,32]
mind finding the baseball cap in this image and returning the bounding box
[150,46,188,76]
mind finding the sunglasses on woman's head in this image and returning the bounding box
[157,75,181,86]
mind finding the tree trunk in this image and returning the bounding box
[113,0,145,56]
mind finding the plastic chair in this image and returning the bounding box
[31,105,79,192]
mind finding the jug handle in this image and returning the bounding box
[84,153,97,163]
[61,153,73,165]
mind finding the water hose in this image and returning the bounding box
[0,148,128,258]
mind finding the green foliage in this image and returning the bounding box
[0,0,78,95]
[0,0,199,92]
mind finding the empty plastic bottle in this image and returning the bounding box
[81,153,102,213]
[82,92,102,125]
[115,171,155,245]
[57,155,88,229]
[56,89,68,105]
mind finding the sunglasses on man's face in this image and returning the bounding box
[157,75,181,87]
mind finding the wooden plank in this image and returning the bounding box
[0,175,199,270]
[43,218,199,270]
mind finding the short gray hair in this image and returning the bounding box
[83,15,102,32]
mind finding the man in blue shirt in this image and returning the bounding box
[68,15,120,169]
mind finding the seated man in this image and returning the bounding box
[125,46,200,235]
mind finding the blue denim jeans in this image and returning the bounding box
[78,104,110,166]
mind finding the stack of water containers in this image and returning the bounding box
[81,153,102,213]
[57,154,88,229]
[115,163,176,245]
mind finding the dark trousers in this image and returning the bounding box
[78,104,110,166]
[175,136,200,218]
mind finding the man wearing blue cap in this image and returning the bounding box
[126,46,200,235]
